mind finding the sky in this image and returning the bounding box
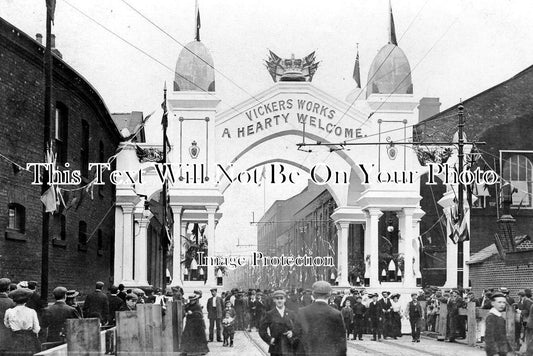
[2,0,533,254]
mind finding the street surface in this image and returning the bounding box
[206,331,486,356]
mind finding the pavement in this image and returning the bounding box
[206,330,486,355]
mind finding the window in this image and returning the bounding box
[54,214,66,240]
[97,229,103,255]
[78,221,88,251]
[502,154,533,207]
[55,103,68,164]
[7,203,25,233]
[81,120,89,177]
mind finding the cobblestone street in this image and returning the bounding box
[207,331,486,356]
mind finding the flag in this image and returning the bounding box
[388,0,398,45]
[161,95,168,128]
[257,165,266,186]
[352,48,361,88]
[46,0,56,24]
[446,198,470,243]
[40,186,57,213]
[195,0,201,41]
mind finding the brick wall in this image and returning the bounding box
[469,256,533,300]
[0,19,121,300]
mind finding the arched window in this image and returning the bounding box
[78,221,88,248]
[8,203,25,233]
[503,154,533,207]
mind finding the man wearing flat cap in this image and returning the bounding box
[294,281,346,356]
[259,290,298,356]
[0,278,15,355]
[42,286,80,342]
[207,288,223,342]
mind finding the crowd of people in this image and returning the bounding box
[1,276,533,356]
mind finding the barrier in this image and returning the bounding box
[35,300,183,355]
[433,301,516,348]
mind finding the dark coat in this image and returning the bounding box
[83,290,109,324]
[207,296,224,319]
[26,291,44,316]
[446,296,464,338]
[367,301,382,321]
[407,301,423,320]
[352,302,367,317]
[0,293,15,351]
[107,294,125,325]
[259,307,298,355]
[485,312,511,356]
[378,298,392,314]
[295,301,346,356]
[181,302,209,354]
[42,301,80,342]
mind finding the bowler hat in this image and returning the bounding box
[210,288,217,292]
[312,281,332,295]
[9,288,33,303]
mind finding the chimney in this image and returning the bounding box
[50,34,63,59]
[418,97,441,121]
[35,33,43,45]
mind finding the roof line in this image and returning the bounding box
[419,63,533,125]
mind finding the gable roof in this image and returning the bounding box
[468,235,532,265]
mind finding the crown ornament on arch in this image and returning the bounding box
[265,50,319,82]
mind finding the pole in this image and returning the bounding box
[41,4,53,302]
[457,103,464,286]
[161,83,168,289]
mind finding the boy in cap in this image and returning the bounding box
[294,281,346,355]
[341,299,354,339]
[485,292,512,356]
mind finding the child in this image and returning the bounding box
[341,299,354,339]
[485,292,512,356]
[222,310,235,347]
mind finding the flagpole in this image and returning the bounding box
[457,103,464,286]
[161,82,168,289]
[41,1,54,302]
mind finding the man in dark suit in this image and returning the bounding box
[26,281,44,317]
[0,278,15,355]
[295,281,346,356]
[259,290,298,356]
[107,285,125,326]
[406,293,424,343]
[367,293,382,341]
[249,291,262,330]
[42,286,80,342]
[378,291,392,339]
[207,288,223,342]
[83,281,109,325]
[485,292,512,356]
[352,295,366,341]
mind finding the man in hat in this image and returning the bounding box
[367,293,382,341]
[249,290,262,331]
[25,281,44,318]
[378,291,393,339]
[259,290,298,356]
[0,278,15,355]
[294,281,346,356]
[83,281,109,325]
[485,292,512,356]
[352,295,366,341]
[107,286,125,326]
[446,289,464,342]
[406,293,424,343]
[42,286,80,342]
[66,290,83,318]
[234,290,246,331]
[207,288,223,342]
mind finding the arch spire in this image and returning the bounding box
[195,0,201,41]
[388,0,398,45]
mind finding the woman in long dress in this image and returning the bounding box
[4,288,41,356]
[390,294,402,338]
[181,294,209,356]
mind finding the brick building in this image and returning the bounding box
[415,65,533,288]
[0,18,122,297]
